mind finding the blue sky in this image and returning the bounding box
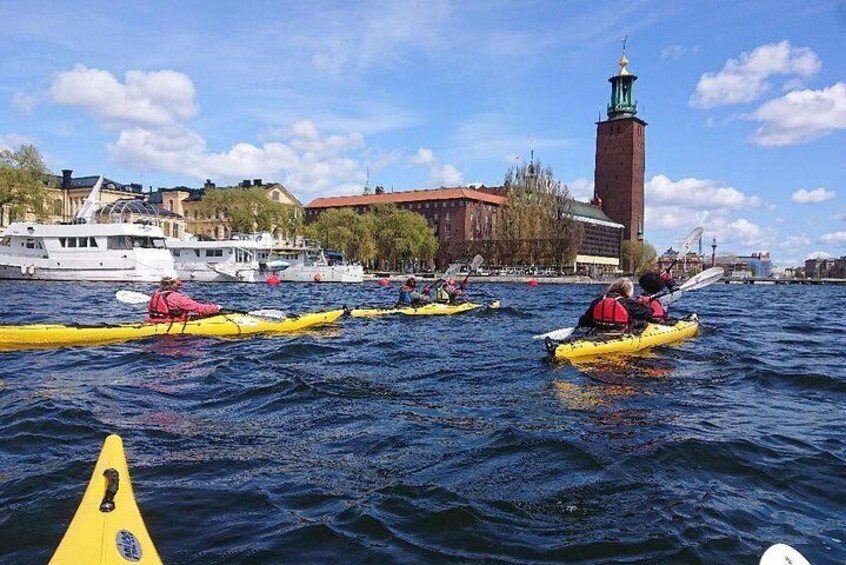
[1,0,844,266]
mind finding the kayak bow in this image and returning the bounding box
[50,434,162,565]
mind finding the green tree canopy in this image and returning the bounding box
[496,160,584,266]
[621,239,657,274]
[305,204,437,268]
[197,186,301,236]
[0,144,48,221]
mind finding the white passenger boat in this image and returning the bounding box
[168,233,286,283]
[0,177,176,282]
[168,233,364,283]
[274,244,364,283]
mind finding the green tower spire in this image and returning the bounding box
[607,39,638,119]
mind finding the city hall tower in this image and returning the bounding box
[594,46,646,241]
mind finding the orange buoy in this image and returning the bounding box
[378,278,390,287]
[313,273,322,282]
[528,278,539,287]
[266,274,281,286]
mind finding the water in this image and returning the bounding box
[0,281,844,564]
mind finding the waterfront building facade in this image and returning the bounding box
[805,256,846,279]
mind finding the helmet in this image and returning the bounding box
[406,277,417,286]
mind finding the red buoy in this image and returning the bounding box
[266,274,281,286]
[528,278,539,287]
[313,273,322,282]
[378,278,390,287]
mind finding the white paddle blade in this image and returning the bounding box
[680,267,724,291]
[115,290,150,305]
[470,254,484,271]
[679,226,704,255]
[759,544,810,565]
[248,309,287,320]
[532,327,575,341]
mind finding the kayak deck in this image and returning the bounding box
[50,434,162,564]
[350,300,499,318]
[0,309,345,350]
[548,314,700,361]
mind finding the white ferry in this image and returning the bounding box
[168,233,364,283]
[0,176,175,282]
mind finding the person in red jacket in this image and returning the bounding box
[146,276,221,323]
[577,278,652,332]
[637,271,672,323]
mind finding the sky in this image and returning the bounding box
[1,0,844,266]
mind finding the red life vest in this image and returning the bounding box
[648,299,666,320]
[147,290,187,323]
[591,295,630,329]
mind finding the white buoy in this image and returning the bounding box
[759,543,811,565]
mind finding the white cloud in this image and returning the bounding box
[690,41,821,109]
[409,147,463,186]
[660,44,699,61]
[780,234,811,250]
[411,147,436,166]
[646,174,764,210]
[806,251,833,260]
[820,231,846,245]
[564,177,594,201]
[0,133,38,151]
[791,187,836,203]
[749,83,846,146]
[50,65,197,126]
[12,92,38,115]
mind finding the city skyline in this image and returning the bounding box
[1,1,844,266]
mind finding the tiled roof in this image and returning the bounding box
[306,187,506,208]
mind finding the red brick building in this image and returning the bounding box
[594,49,646,242]
[305,186,505,243]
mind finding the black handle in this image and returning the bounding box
[99,468,119,512]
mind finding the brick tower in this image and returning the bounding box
[594,46,646,241]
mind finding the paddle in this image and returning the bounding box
[532,266,725,341]
[665,226,704,277]
[115,291,288,320]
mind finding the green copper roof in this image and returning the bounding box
[569,200,621,225]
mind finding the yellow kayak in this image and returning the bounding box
[0,309,345,350]
[50,435,162,564]
[548,315,700,361]
[350,300,500,318]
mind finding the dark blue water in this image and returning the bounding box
[0,281,844,564]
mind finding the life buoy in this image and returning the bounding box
[313,273,322,282]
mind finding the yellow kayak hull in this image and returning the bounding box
[350,300,499,318]
[550,315,700,361]
[50,435,162,565]
[0,309,345,350]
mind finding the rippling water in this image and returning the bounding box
[0,280,844,564]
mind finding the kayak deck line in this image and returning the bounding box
[350,300,500,318]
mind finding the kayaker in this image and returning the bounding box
[637,271,672,323]
[432,277,466,304]
[396,277,431,307]
[577,278,652,332]
[147,276,221,323]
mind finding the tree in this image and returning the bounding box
[370,204,438,269]
[197,186,301,235]
[0,144,49,222]
[496,160,583,266]
[305,208,377,264]
[621,240,657,274]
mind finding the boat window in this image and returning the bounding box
[205,249,223,257]
[172,250,181,257]
[90,237,98,247]
[194,250,200,258]
[1,236,12,247]
[78,237,88,248]
[67,237,77,248]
